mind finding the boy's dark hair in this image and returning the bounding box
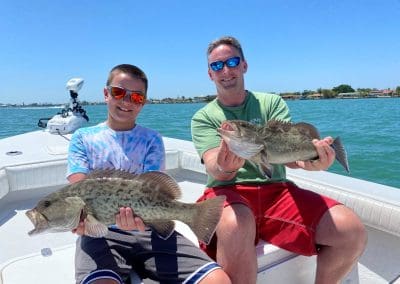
[106,64,148,95]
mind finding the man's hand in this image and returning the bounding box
[216,139,245,173]
[216,121,245,173]
[72,207,146,235]
[287,137,335,171]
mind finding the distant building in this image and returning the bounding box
[280,94,300,100]
[193,96,209,102]
[307,93,324,100]
[367,89,393,98]
[337,92,362,99]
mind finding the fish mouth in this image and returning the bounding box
[217,122,264,159]
[26,209,50,236]
[220,120,236,129]
[216,128,234,142]
[217,121,236,137]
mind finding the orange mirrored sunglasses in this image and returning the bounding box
[107,86,145,104]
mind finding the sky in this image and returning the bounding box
[1,0,399,104]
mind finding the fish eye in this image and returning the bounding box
[43,200,51,207]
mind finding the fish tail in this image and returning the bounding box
[331,136,350,173]
[190,195,226,245]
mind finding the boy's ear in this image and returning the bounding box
[104,87,110,102]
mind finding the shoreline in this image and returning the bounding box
[1,95,399,108]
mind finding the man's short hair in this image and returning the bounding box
[207,36,245,60]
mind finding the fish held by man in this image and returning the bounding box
[25,170,225,244]
[217,119,350,177]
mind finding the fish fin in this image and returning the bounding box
[259,152,274,178]
[266,120,292,132]
[84,214,109,238]
[248,157,273,178]
[188,195,226,245]
[267,120,321,140]
[294,122,321,139]
[148,220,176,239]
[258,163,273,178]
[87,170,182,200]
[138,172,182,200]
[331,136,350,173]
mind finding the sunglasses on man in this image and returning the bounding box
[209,56,241,72]
[107,86,145,104]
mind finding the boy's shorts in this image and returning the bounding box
[197,182,340,258]
[75,228,221,284]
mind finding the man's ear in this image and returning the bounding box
[208,68,214,81]
[242,60,248,74]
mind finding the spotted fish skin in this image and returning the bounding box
[26,170,225,244]
[217,119,350,177]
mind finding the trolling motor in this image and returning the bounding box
[38,78,89,134]
[65,78,89,121]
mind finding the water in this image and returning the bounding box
[1,98,399,188]
[285,98,400,189]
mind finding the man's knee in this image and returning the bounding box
[219,204,255,232]
[337,206,366,245]
[317,205,367,252]
[345,211,367,252]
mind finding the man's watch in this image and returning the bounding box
[216,164,238,174]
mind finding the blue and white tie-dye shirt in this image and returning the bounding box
[67,122,165,177]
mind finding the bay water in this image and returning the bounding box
[0,98,399,188]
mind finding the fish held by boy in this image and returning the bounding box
[25,170,225,244]
[217,119,350,178]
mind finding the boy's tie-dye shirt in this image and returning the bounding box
[67,122,165,177]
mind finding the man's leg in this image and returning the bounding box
[216,204,257,284]
[315,205,367,284]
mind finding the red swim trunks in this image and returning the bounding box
[197,182,340,258]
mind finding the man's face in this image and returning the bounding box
[207,44,247,93]
[104,72,146,130]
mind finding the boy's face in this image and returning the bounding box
[104,72,146,130]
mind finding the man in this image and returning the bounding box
[191,36,367,284]
[68,64,231,284]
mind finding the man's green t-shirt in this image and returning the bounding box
[191,91,291,187]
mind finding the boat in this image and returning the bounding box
[1,85,400,283]
[37,78,89,135]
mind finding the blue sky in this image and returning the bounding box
[1,0,399,104]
